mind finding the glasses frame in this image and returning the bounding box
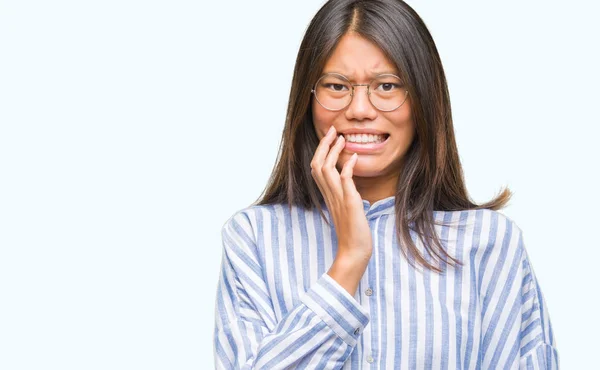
[310,72,409,112]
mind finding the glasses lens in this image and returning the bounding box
[314,74,352,110]
[369,75,408,111]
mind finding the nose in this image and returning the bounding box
[345,85,377,121]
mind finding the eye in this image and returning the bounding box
[376,82,402,92]
[324,83,349,92]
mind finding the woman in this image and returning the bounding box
[213,0,559,368]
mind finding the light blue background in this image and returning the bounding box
[1,1,597,368]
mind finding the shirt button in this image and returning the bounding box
[365,288,373,296]
[366,355,374,363]
[353,327,360,335]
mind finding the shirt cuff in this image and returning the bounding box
[300,272,370,346]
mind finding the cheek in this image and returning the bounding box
[387,108,414,139]
[312,102,338,139]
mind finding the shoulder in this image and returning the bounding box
[220,203,298,243]
[480,209,524,245]
[434,208,520,229]
[471,209,525,260]
[433,208,525,253]
[220,203,312,263]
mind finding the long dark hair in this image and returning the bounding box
[253,0,511,273]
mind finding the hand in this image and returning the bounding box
[310,125,373,265]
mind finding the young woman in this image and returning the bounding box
[214,0,559,368]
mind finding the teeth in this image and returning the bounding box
[343,133,386,143]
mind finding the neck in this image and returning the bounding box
[353,172,398,204]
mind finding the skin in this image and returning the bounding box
[310,32,416,296]
[312,32,416,204]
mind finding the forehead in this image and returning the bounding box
[322,33,399,79]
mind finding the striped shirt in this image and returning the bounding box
[213,196,559,369]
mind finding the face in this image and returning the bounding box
[312,33,416,180]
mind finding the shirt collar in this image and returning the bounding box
[320,195,396,221]
[362,195,396,219]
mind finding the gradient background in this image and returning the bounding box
[1,1,598,368]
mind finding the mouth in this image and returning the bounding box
[342,133,390,153]
[342,133,390,144]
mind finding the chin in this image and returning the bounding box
[352,169,383,178]
[337,156,390,177]
[349,163,385,177]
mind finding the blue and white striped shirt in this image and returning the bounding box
[213,196,559,369]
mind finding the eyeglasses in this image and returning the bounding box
[311,72,409,112]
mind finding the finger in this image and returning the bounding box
[323,134,345,170]
[311,125,337,170]
[322,135,345,197]
[340,152,360,199]
[311,167,329,201]
[311,163,334,205]
[310,126,337,203]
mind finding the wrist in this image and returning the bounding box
[335,247,372,265]
[327,252,371,296]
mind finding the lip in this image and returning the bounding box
[339,128,388,135]
[343,134,390,154]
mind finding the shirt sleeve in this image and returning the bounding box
[517,243,559,369]
[213,211,370,369]
[479,218,559,369]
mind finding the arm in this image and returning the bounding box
[479,218,559,369]
[213,212,369,369]
[517,243,559,369]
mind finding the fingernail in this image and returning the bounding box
[327,126,335,135]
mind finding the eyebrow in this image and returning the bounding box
[322,70,400,80]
